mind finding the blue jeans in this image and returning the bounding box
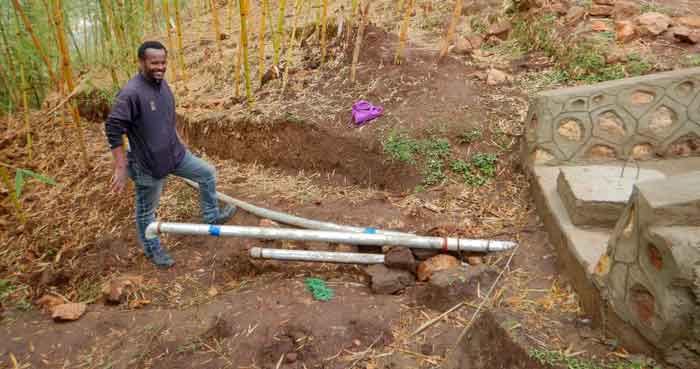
[128,151,221,257]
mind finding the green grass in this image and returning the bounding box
[529,348,662,369]
[383,131,421,164]
[680,53,700,67]
[471,153,497,177]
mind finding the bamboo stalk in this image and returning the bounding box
[258,0,268,83]
[228,0,235,33]
[239,0,252,104]
[98,0,120,89]
[273,0,287,65]
[350,1,369,82]
[0,167,26,224]
[173,0,187,79]
[0,58,18,107]
[438,0,463,59]
[211,0,223,59]
[281,0,303,92]
[11,0,58,86]
[234,41,241,97]
[19,62,31,162]
[53,0,90,170]
[162,0,177,81]
[394,0,414,65]
[320,0,328,63]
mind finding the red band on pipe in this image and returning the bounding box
[157,222,161,235]
[443,237,448,252]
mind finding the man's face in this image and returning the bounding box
[140,48,167,81]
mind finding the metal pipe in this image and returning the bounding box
[146,222,517,252]
[182,178,413,237]
[250,247,385,264]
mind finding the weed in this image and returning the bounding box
[459,129,483,144]
[472,153,498,177]
[680,53,700,67]
[627,53,653,76]
[449,159,487,187]
[418,137,451,185]
[383,131,420,164]
[529,348,662,369]
[15,298,32,312]
[0,279,14,301]
[470,17,488,34]
[640,3,671,14]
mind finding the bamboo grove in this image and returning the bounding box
[2,0,465,142]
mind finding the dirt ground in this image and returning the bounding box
[1,0,690,368]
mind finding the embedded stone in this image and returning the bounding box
[631,90,655,105]
[636,12,672,36]
[597,111,626,139]
[630,143,655,160]
[558,119,584,141]
[666,134,700,157]
[590,5,614,16]
[615,20,637,42]
[649,106,677,136]
[586,145,617,160]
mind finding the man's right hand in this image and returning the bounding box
[110,146,128,193]
[111,165,127,192]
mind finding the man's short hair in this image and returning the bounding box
[138,41,167,60]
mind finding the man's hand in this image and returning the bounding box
[110,146,128,193]
[111,165,127,192]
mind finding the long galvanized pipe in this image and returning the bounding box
[182,178,413,237]
[250,247,385,264]
[146,222,517,252]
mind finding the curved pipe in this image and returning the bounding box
[146,222,517,252]
[182,178,413,237]
[250,247,385,264]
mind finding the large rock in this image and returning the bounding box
[417,254,462,281]
[677,16,700,29]
[615,20,637,42]
[565,6,586,23]
[365,264,415,295]
[636,12,672,36]
[419,265,498,310]
[672,26,700,44]
[486,69,513,86]
[101,275,143,304]
[488,21,512,39]
[589,5,614,16]
[613,0,640,19]
[51,303,87,322]
[593,0,614,5]
[384,247,416,273]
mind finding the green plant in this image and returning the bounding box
[470,16,488,34]
[459,129,483,144]
[383,131,420,164]
[450,159,487,187]
[680,53,700,67]
[14,168,56,198]
[0,279,14,301]
[627,53,652,76]
[418,137,451,185]
[471,153,497,177]
[640,3,671,14]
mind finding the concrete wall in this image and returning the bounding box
[596,172,700,369]
[523,68,700,167]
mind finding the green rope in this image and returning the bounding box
[304,278,334,301]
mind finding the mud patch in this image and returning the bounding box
[179,114,422,191]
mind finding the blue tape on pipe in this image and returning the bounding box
[209,225,221,237]
[364,227,377,234]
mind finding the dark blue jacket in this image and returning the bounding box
[105,73,185,179]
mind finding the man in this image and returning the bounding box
[105,41,235,268]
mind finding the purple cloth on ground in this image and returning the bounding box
[352,100,384,126]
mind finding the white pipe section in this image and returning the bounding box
[182,178,413,237]
[250,247,385,264]
[146,222,517,252]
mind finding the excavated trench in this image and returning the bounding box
[178,113,423,192]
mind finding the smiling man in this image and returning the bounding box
[104,41,235,268]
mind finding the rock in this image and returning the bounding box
[417,254,461,282]
[591,20,610,31]
[589,5,614,17]
[486,68,512,86]
[565,6,586,24]
[677,16,700,29]
[36,294,65,310]
[419,265,498,310]
[411,248,440,261]
[551,3,567,15]
[102,275,143,304]
[612,0,640,19]
[672,26,700,43]
[636,12,672,36]
[51,303,87,321]
[467,256,484,265]
[259,219,280,227]
[366,264,415,295]
[606,47,629,63]
[593,0,614,5]
[385,247,417,273]
[487,21,511,39]
[454,34,484,55]
[615,20,637,42]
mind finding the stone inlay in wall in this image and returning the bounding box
[558,119,584,141]
[631,90,656,105]
[630,143,655,160]
[675,81,694,97]
[649,106,678,135]
[597,111,626,139]
[586,144,616,160]
[666,133,700,157]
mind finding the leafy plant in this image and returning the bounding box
[14,168,56,198]
[471,153,498,177]
[450,159,487,187]
[458,129,483,144]
[383,131,420,164]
